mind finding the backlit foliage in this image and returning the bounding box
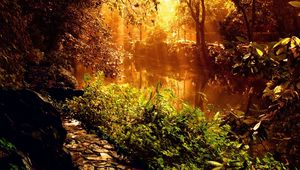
[65,73,284,169]
[232,36,300,167]
[0,0,121,88]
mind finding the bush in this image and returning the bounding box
[232,36,300,167]
[65,73,285,169]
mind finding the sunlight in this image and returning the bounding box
[157,0,178,29]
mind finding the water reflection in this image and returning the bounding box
[115,42,249,111]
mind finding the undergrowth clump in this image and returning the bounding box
[65,73,285,169]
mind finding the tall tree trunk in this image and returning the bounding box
[139,24,142,41]
[241,8,252,41]
[200,0,206,57]
[233,0,252,41]
[195,23,201,46]
[251,0,256,40]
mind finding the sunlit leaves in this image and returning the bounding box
[256,48,263,57]
[252,121,261,131]
[104,0,158,25]
[289,1,300,7]
[65,73,283,169]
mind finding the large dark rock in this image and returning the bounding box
[45,88,84,101]
[0,89,76,170]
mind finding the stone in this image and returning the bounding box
[100,153,112,160]
[63,118,140,170]
[82,164,95,170]
[85,156,104,161]
[103,145,114,150]
[93,148,109,154]
[46,87,84,101]
[0,89,76,170]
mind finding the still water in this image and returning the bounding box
[114,42,250,111]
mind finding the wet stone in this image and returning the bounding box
[81,164,95,170]
[63,118,138,170]
[93,148,109,154]
[103,145,114,150]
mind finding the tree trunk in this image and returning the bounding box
[241,8,252,41]
[200,0,206,57]
[251,0,256,40]
[233,0,252,41]
[195,23,201,46]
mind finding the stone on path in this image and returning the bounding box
[63,119,139,170]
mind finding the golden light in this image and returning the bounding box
[157,0,178,29]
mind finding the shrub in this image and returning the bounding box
[232,36,300,167]
[65,73,285,169]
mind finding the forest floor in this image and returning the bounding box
[63,118,139,170]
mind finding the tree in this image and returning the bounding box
[180,0,206,48]
[103,0,159,41]
[0,0,121,88]
[231,0,256,41]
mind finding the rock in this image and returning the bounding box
[99,153,112,160]
[103,145,114,150]
[49,65,79,89]
[0,89,76,170]
[0,137,33,169]
[46,88,84,101]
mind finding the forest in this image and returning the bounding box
[0,0,300,169]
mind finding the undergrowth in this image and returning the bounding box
[65,73,285,169]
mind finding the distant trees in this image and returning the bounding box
[221,0,300,42]
[103,0,159,41]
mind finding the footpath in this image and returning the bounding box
[63,119,140,170]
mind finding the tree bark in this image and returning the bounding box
[200,0,206,56]
[233,0,252,41]
[251,0,256,40]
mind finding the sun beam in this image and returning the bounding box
[157,0,178,29]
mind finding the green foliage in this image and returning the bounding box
[0,0,121,88]
[0,138,16,152]
[65,73,284,169]
[233,36,300,167]
[0,138,29,170]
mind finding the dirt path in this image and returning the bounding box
[63,119,139,170]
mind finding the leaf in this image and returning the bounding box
[273,41,282,48]
[256,48,263,57]
[251,42,264,51]
[296,82,300,89]
[281,38,291,46]
[289,1,300,7]
[233,63,241,68]
[292,36,300,46]
[243,53,251,59]
[236,36,247,42]
[274,85,282,94]
[276,48,285,55]
[253,121,261,131]
[207,161,223,167]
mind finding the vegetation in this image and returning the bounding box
[0,138,27,169]
[0,0,120,89]
[1,0,300,169]
[229,36,300,167]
[65,73,284,169]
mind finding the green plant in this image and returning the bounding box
[65,73,284,169]
[0,138,16,152]
[232,36,300,167]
